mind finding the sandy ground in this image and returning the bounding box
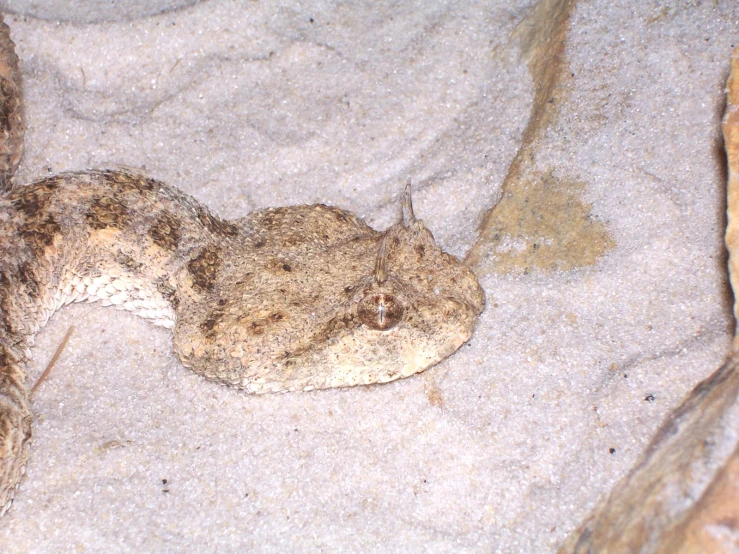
[0,0,737,552]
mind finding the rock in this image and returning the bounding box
[557,46,739,554]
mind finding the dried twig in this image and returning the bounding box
[31,325,75,395]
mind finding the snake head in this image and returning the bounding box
[173,181,485,393]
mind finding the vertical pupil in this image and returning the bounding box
[357,292,403,331]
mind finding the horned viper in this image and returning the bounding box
[0,15,484,516]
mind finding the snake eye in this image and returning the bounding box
[357,293,404,331]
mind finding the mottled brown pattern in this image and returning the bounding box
[196,206,239,237]
[20,214,59,247]
[266,257,294,274]
[149,212,181,251]
[199,298,227,339]
[86,195,131,230]
[0,272,13,336]
[187,247,222,292]
[0,15,22,193]
[156,279,178,308]
[13,188,49,218]
[238,311,288,337]
[0,18,485,522]
[115,252,144,271]
[199,315,221,339]
[16,263,39,298]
